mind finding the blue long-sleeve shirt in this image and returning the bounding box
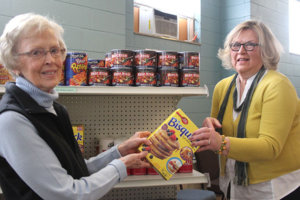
[0,77,127,200]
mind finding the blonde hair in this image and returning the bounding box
[0,13,67,76]
[217,20,283,70]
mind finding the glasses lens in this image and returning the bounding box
[50,48,60,57]
[230,43,241,51]
[31,49,44,58]
[244,43,255,51]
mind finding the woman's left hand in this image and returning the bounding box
[190,127,223,152]
[118,131,151,156]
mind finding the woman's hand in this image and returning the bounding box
[190,117,229,154]
[118,131,151,156]
[202,117,222,129]
[190,127,223,152]
[120,151,151,168]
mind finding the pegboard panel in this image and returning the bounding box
[57,95,181,158]
[101,185,176,200]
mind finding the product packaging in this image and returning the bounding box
[138,108,199,180]
[72,124,84,154]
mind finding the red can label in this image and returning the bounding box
[112,71,133,86]
[136,72,156,86]
[182,73,199,87]
[89,71,110,85]
[105,55,112,68]
[135,54,156,66]
[163,73,178,86]
[188,55,199,67]
[111,53,134,66]
[158,54,178,67]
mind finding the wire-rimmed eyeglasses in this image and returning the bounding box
[229,42,259,51]
[17,47,66,60]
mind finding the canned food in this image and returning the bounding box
[111,66,134,86]
[65,52,88,86]
[111,49,135,67]
[0,64,15,85]
[180,68,200,87]
[157,67,179,87]
[59,61,65,85]
[105,53,112,68]
[88,59,105,68]
[88,67,110,86]
[157,51,179,68]
[179,51,200,68]
[135,66,157,86]
[147,167,159,175]
[135,50,157,67]
[132,168,147,175]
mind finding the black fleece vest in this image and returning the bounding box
[0,82,89,200]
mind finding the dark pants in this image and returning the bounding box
[226,184,300,200]
[281,186,300,200]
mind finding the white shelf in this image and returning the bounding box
[114,170,207,188]
[0,85,209,97]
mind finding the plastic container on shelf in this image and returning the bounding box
[131,167,147,175]
[147,167,159,175]
[179,51,200,69]
[157,51,179,68]
[111,49,135,67]
[135,66,157,86]
[88,66,110,86]
[134,50,157,67]
[157,66,179,87]
[111,66,134,86]
[105,52,112,68]
[179,68,200,87]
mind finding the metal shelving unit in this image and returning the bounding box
[0,85,209,199]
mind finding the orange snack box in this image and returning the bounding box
[138,108,199,180]
[72,124,84,154]
[0,64,15,84]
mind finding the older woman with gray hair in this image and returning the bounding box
[0,13,151,200]
[190,20,300,199]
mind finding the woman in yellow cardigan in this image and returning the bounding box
[190,20,300,199]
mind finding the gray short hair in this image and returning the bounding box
[217,20,283,70]
[0,13,67,76]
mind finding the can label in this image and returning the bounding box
[136,72,156,86]
[112,71,133,86]
[65,53,88,86]
[89,70,110,85]
[181,73,199,87]
[158,53,178,67]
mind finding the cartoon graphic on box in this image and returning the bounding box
[139,108,199,180]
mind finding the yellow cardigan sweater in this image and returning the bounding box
[211,70,300,184]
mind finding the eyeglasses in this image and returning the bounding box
[229,42,259,51]
[17,47,66,60]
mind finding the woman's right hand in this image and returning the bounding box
[202,117,222,129]
[119,151,150,168]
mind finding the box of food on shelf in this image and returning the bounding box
[72,124,84,154]
[0,64,14,84]
[138,108,199,180]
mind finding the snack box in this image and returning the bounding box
[138,108,199,180]
[72,124,84,154]
[0,64,15,84]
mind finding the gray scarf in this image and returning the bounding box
[216,66,266,186]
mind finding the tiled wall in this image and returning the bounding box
[0,0,127,59]
[251,0,300,94]
[0,0,299,127]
